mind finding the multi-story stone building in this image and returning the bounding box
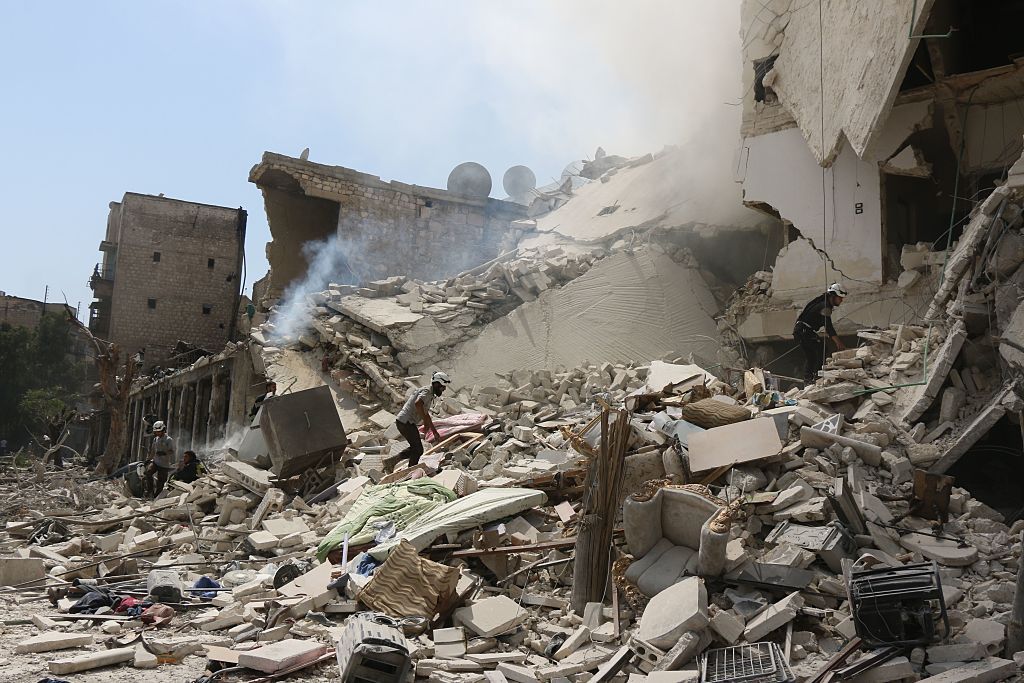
[248,152,527,300]
[88,193,247,367]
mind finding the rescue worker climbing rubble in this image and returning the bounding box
[794,282,847,383]
[387,371,451,471]
[144,421,176,498]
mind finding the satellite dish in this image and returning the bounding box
[447,162,492,197]
[503,165,537,198]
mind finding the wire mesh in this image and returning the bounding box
[701,642,795,683]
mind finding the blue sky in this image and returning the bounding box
[0,2,741,321]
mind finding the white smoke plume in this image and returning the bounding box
[269,236,363,343]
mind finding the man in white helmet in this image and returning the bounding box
[389,371,451,470]
[144,420,176,498]
[793,283,847,382]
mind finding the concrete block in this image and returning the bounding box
[454,595,526,637]
[434,626,467,659]
[927,642,987,663]
[743,591,804,642]
[247,530,279,551]
[15,631,92,653]
[48,647,135,674]
[0,557,45,586]
[553,626,591,660]
[710,610,744,644]
[637,577,708,650]
[847,655,913,683]
[915,657,1016,682]
[236,638,329,674]
[133,644,159,669]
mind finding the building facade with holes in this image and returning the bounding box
[729,0,1024,343]
[88,193,247,367]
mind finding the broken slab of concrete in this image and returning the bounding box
[636,577,709,650]
[454,595,526,637]
[799,427,883,463]
[899,532,978,567]
[915,657,1016,682]
[743,591,804,642]
[48,647,136,675]
[901,321,967,425]
[929,390,1009,474]
[687,417,782,473]
[236,638,329,674]
[15,632,92,654]
[0,557,45,586]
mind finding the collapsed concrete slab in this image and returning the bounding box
[445,249,722,387]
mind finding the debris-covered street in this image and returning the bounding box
[5,1,1024,682]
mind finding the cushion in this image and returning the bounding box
[660,488,720,550]
[636,545,696,597]
[625,538,674,584]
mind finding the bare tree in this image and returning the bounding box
[73,310,137,476]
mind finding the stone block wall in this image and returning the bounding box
[250,153,528,293]
[106,194,246,365]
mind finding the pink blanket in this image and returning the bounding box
[420,413,489,442]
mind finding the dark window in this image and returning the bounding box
[753,55,779,104]
[207,258,215,269]
[202,304,212,315]
[147,298,157,309]
[152,252,161,262]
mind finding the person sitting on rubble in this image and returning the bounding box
[250,380,277,418]
[144,421,176,498]
[794,282,847,382]
[388,371,451,470]
[171,449,204,484]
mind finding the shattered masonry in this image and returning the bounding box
[4,1,1024,682]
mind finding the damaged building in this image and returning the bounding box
[88,192,247,367]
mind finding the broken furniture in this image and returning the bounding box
[699,642,795,683]
[764,521,856,573]
[845,561,950,648]
[334,613,411,683]
[622,484,730,596]
[258,385,349,497]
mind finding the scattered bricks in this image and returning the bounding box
[0,557,45,586]
[743,591,804,642]
[48,647,135,675]
[130,530,159,550]
[237,638,329,674]
[15,632,93,654]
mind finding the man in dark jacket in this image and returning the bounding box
[794,283,847,382]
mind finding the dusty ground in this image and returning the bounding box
[0,600,340,683]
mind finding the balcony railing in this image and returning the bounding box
[88,263,115,289]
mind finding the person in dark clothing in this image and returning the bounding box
[794,283,848,382]
[172,450,204,483]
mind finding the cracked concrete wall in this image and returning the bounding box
[442,248,721,387]
[741,127,883,296]
[963,98,1024,172]
[766,0,933,164]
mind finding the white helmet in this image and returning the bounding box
[431,371,452,386]
[153,421,166,432]
[827,283,848,297]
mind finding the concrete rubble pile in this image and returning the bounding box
[7,174,1024,682]
[4,325,1024,680]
